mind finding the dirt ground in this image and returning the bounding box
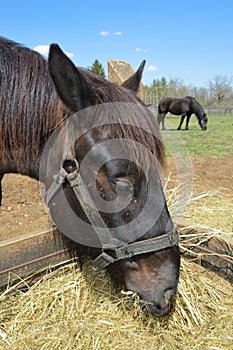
[0,157,232,241]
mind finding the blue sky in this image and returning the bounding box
[1,0,233,87]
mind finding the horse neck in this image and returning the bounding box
[0,89,70,179]
[193,100,204,118]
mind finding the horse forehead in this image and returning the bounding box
[78,124,138,157]
[77,134,139,174]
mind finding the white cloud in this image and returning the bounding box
[33,45,74,58]
[100,31,110,36]
[34,45,50,56]
[136,48,142,52]
[100,31,122,37]
[147,65,157,72]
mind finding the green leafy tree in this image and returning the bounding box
[151,77,168,99]
[88,59,105,78]
[144,77,168,104]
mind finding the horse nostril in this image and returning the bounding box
[148,302,170,317]
[155,303,161,310]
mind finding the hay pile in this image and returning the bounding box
[0,184,232,349]
[164,173,233,234]
[0,258,232,350]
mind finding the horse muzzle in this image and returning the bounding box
[140,300,170,317]
[200,120,207,130]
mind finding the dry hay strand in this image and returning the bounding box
[164,174,233,234]
[165,179,233,273]
[0,181,232,349]
[0,257,233,350]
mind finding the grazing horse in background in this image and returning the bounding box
[158,96,208,130]
[0,37,180,317]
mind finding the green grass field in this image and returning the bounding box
[161,115,233,158]
[160,115,232,233]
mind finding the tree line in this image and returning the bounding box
[144,75,233,106]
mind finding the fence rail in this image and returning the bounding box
[1,224,232,288]
[203,105,233,116]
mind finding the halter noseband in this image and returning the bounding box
[43,156,179,271]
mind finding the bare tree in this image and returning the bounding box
[167,78,184,97]
[208,75,233,105]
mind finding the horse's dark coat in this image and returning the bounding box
[0,37,180,317]
[158,96,208,130]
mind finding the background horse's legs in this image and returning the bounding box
[161,115,166,130]
[157,113,166,130]
[177,114,186,130]
[185,114,192,130]
[160,113,166,130]
[0,174,3,205]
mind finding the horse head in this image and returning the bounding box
[44,44,180,317]
[199,112,208,130]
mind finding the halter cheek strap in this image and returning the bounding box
[43,157,179,271]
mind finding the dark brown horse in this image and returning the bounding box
[158,96,208,130]
[0,37,180,317]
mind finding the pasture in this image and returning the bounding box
[163,115,233,157]
[0,115,232,349]
[162,115,233,232]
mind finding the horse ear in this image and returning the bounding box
[121,60,146,93]
[48,44,94,112]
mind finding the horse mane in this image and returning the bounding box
[0,37,165,176]
[184,96,204,116]
[78,101,165,171]
[0,37,70,177]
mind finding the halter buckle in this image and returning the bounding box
[91,252,116,271]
